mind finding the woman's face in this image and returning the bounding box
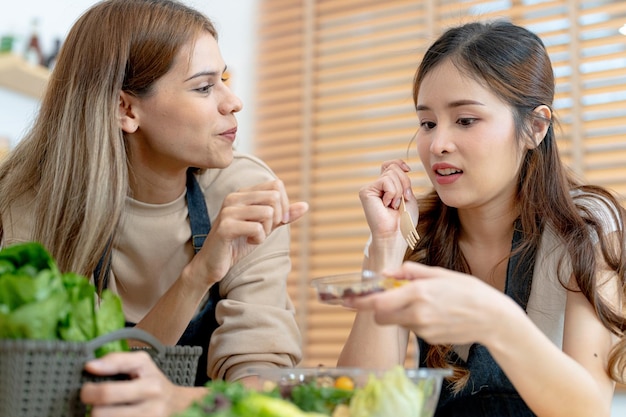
[125,32,242,174]
[415,59,525,211]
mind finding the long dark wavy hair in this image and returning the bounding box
[406,20,626,391]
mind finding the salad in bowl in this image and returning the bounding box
[176,365,451,417]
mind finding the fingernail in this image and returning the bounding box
[283,213,290,224]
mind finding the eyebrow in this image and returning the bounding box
[416,100,485,111]
[184,65,228,82]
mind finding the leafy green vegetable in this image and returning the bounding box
[349,365,424,417]
[177,380,329,417]
[0,241,55,272]
[289,382,353,414]
[0,242,128,355]
[59,272,97,342]
[0,264,67,339]
[233,391,329,417]
[93,289,128,356]
[1,291,67,339]
[0,259,15,275]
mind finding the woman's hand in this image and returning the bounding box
[187,179,308,285]
[347,261,516,347]
[81,351,207,417]
[359,159,417,241]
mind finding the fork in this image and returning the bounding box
[399,197,419,250]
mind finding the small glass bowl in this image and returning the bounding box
[310,270,398,305]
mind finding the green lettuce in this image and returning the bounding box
[233,392,328,417]
[176,380,330,417]
[349,365,424,417]
[0,242,128,355]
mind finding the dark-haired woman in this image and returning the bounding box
[339,21,625,417]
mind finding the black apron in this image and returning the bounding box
[95,169,221,386]
[418,224,538,417]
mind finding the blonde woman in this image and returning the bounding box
[0,0,307,415]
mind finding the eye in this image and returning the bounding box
[194,84,214,94]
[457,117,477,126]
[420,120,436,130]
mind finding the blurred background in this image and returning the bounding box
[0,0,257,154]
[1,1,625,415]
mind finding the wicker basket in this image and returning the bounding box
[0,327,202,417]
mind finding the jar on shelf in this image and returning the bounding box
[24,18,44,66]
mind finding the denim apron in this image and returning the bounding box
[95,169,221,386]
[418,225,537,417]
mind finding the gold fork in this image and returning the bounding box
[399,197,419,250]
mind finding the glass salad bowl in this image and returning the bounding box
[250,366,452,417]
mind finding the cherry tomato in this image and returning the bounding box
[334,376,355,391]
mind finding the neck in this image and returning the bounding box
[457,205,518,248]
[128,168,187,204]
[457,205,518,290]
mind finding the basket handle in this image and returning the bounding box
[86,327,167,360]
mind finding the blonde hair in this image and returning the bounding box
[0,0,217,277]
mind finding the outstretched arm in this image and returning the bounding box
[350,261,617,417]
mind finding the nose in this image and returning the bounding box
[429,125,456,155]
[219,86,243,115]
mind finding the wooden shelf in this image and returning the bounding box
[0,54,49,99]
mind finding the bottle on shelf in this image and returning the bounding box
[45,38,61,70]
[24,18,44,66]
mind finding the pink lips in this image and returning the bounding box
[432,162,463,185]
[219,127,237,142]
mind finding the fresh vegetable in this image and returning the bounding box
[178,366,433,417]
[234,392,329,417]
[177,380,329,417]
[334,376,355,391]
[349,366,425,417]
[0,242,128,356]
[288,381,354,414]
[178,380,250,417]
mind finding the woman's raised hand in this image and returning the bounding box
[191,179,308,285]
[359,159,417,242]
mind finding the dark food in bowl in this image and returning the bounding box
[317,286,384,303]
[311,271,410,305]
